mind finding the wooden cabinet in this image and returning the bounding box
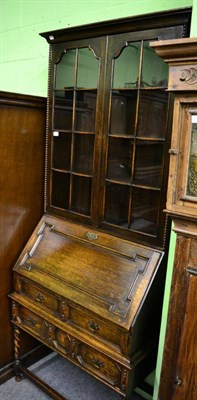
[10,214,165,398]
[41,9,191,248]
[0,92,46,383]
[158,219,197,400]
[150,38,197,400]
[9,10,192,400]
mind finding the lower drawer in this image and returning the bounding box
[13,304,49,341]
[11,300,129,396]
[15,275,125,352]
[76,341,122,387]
[55,329,125,388]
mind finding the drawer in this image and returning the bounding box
[53,328,128,391]
[11,300,129,395]
[15,275,127,353]
[69,307,122,350]
[75,341,122,387]
[15,275,69,320]
[14,304,49,341]
[12,301,70,352]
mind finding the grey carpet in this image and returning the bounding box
[0,353,145,400]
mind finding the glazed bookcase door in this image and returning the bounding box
[100,32,171,247]
[47,37,106,224]
[46,25,185,248]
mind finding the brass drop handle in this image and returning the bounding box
[92,357,104,369]
[88,320,100,333]
[35,293,44,303]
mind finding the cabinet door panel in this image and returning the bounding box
[77,48,99,89]
[55,49,76,89]
[46,22,188,247]
[49,38,104,221]
[141,41,168,88]
[172,272,197,400]
[107,138,133,183]
[52,132,72,170]
[104,182,130,226]
[71,176,92,215]
[101,35,170,246]
[158,231,197,400]
[110,91,137,135]
[137,91,168,139]
[54,91,73,131]
[112,42,141,89]
[75,91,97,132]
[130,188,160,235]
[51,171,70,209]
[73,134,94,175]
[134,141,164,187]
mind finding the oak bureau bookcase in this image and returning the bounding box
[9,9,191,400]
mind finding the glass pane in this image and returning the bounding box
[137,91,168,138]
[54,91,73,131]
[113,42,141,89]
[186,115,197,197]
[51,171,70,209]
[130,188,160,235]
[52,132,72,170]
[134,141,164,187]
[73,134,94,175]
[55,49,76,89]
[110,91,137,135]
[141,41,168,87]
[104,182,130,226]
[71,176,92,215]
[107,138,133,183]
[75,90,97,132]
[77,48,99,88]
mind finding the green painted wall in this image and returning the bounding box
[0,1,196,399]
[153,228,177,399]
[0,0,193,96]
[191,0,197,35]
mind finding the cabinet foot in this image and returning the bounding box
[15,372,23,383]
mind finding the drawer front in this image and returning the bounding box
[53,328,128,391]
[75,342,121,386]
[11,301,129,395]
[69,308,121,349]
[15,276,68,319]
[15,276,124,352]
[14,304,49,340]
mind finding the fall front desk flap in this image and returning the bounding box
[13,214,163,330]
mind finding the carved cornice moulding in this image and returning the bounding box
[150,38,197,91]
[149,37,197,64]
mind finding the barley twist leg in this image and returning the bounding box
[13,326,23,382]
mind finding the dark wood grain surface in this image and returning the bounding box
[0,92,46,378]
